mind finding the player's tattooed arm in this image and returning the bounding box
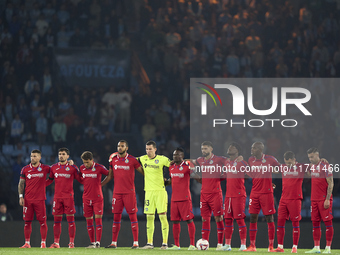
[324,176,334,209]
[326,175,334,200]
[18,179,25,206]
[136,166,144,176]
[101,168,113,187]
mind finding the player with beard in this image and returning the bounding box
[222,142,248,251]
[245,142,280,252]
[102,140,144,249]
[193,141,227,250]
[47,148,82,248]
[305,148,333,254]
[19,149,50,248]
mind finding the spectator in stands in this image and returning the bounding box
[118,88,132,132]
[0,204,13,221]
[36,111,48,145]
[51,116,67,148]
[58,96,71,117]
[100,103,115,132]
[24,75,39,98]
[141,117,156,143]
[10,114,24,144]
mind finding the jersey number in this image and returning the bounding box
[112,198,116,205]
[145,200,150,206]
[249,199,252,206]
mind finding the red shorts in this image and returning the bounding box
[311,200,333,222]
[52,198,76,215]
[171,200,194,221]
[200,192,223,218]
[112,193,138,214]
[23,199,46,222]
[249,192,276,215]
[224,196,246,219]
[278,199,301,221]
[83,198,103,218]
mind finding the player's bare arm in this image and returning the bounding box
[324,175,334,209]
[18,179,25,206]
[101,167,113,187]
[136,166,144,176]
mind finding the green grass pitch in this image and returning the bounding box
[0,247,340,255]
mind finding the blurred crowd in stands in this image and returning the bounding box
[1,0,340,217]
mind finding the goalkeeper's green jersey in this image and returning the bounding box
[138,155,171,191]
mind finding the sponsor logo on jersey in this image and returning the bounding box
[171,173,184,178]
[55,173,71,178]
[27,173,44,179]
[114,165,130,170]
[311,172,320,177]
[144,163,159,169]
[82,173,97,178]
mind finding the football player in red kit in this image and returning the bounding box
[80,151,109,248]
[102,140,144,249]
[19,149,50,248]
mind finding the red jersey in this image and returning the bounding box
[50,162,81,199]
[20,163,50,200]
[196,154,226,194]
[247,154,280,194]
[224,159,247,197]
[280,163,306,200]
[80,162,108,200]
[311,161,333,201]
[170,161,192,201]
[109,153,141,194]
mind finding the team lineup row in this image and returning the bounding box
[17,140,334,252]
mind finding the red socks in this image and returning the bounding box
[40,221,47,242]
[112,214,122,242]
[324,220,333,247]
[202,218,211,241]
[312,221,321,247]
[67,215,76,243]
[24,221,32,243]
[86,218,95,243]
[187,221,196,246]
[276,219,286,246]
[53,216,62,243]
[268,222,275,246]
[224,219,233,245]
[95,218,102,243]
[217,220,224,244]
[292,221,300,246]
[129,213,138,243]
[173,223,180,247]
[236,219,247,245]
[249,222,257,246]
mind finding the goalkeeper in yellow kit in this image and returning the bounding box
[139,140,171,249]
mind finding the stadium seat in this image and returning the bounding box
[2,144,14,155]
[41,145,54,156]
[27,144,40,154]
[333,197,340,208]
